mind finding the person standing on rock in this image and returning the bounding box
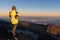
[9,6,19,40]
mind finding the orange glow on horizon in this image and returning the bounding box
[0,12,60,17]
[19,12,60,17]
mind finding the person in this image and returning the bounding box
[9,6,19,40]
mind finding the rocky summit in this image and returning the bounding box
[0,19,60,40]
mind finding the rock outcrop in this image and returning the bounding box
[47,24,60,35]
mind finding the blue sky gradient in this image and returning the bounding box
[0,0,60,17]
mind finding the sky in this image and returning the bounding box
[0,0,60,17]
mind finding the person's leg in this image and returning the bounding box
[11,24,18,40]
[11,24,17,36]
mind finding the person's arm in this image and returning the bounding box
[16,11,19,16]
[15,11,18,19]
[9,12,11,17]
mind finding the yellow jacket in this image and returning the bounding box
[9,10,18,24]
